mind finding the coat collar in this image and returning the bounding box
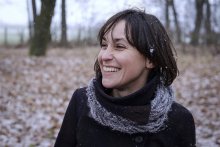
[86,77,174,134]
[94,75,159,124]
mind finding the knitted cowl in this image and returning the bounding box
[86,77,174,134]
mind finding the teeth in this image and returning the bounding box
[103,66,119,72]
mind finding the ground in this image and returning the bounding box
[0,47,220,147]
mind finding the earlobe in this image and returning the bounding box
[145,58,155,69]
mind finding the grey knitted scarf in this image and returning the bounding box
[86,78,174,134]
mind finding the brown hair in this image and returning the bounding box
[94,8,178,86]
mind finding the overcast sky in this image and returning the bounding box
[0,0,160,27]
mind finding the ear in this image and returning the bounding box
[145,58,155,69]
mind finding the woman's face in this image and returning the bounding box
[98,20,152,95]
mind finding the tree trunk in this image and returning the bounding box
[31,0,37,25]
[19,30,24,45]
[29,0,56,56]
[190,0,205,45]
[4,27,8,47]
[60,0,68,47]
[212,0,220,46]
[171,0,182,43]
[165,0,170,32]
[31,0,37,42]
[204,0,213,44]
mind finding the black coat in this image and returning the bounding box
[55,80,196,147]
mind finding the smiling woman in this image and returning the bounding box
[98,20,152,96]
[55,8,196,147]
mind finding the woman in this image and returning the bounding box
[55,9,196,147]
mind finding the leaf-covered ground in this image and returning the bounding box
[0,47,220,147]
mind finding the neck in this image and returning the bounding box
[112,80,147,97]
[112,89,130,97]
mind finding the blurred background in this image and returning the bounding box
[0,0,219,50]
[0,0,220,147]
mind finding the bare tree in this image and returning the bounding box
[4,27,8,47]
[204,0,213,44]
[190,0,215,45]
[165,0,170,32]
[212,0,220,49]
[165,0,182,43]
[60,0,68,47]
[32,0,37,24]
[31,0,37,37]
[190,0,205,45]
[171,0,181,43]
[29,0,56,56]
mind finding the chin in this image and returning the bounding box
[102,79,115,89]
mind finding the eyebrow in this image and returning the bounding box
[102,36,127,42]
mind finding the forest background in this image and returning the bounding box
[0,0,220,146]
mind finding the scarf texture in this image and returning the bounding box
[86,78,174,134]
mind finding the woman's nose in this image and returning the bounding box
[102,46,113,60]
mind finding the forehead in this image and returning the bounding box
[104,20,126,40]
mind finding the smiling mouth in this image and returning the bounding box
[103,66,120,72]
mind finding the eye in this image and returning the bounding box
[115,44,126,50]
[100,43,107,50]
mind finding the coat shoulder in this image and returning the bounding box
[71,87,88,105]
[166,102,196,146]
[169,102,194,122]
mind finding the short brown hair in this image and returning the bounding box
[94,8,178,86]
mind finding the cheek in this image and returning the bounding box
[124,55,146,70]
